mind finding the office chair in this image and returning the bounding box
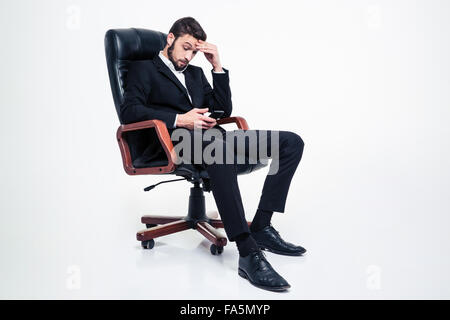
[105,28,267,255]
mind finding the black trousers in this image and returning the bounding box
[170,127,304,241]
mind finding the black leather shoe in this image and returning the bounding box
[251,225,307,256]
[238,250,290,292]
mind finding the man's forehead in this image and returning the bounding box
[177,34,200,46]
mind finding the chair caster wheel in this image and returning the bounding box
[210,244,224,255]
[141,239,155,249]
[146,224,157,228]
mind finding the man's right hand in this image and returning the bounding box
[176,107,217,130]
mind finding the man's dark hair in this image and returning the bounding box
[169,17,207,41]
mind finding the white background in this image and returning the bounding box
[1,0,449,299]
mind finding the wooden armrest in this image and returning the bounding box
[116,116,249,175]
[116,120,177,175]
[217,116,249,130]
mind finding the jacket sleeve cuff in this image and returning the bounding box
[211,67,227,74]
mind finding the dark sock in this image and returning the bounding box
[250,208,273,233]
[235,232,259,257]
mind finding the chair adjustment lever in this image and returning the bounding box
[144,178,186,192]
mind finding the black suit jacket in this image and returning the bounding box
[121,54,233,164]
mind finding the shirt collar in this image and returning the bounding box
[158,50,188,73]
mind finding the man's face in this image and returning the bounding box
[167,33,200,71]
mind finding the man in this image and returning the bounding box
[122,17,306,292]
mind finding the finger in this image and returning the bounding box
[203,123,215,129]
[204,122,216,128]
[197,118,214,126]
[205,119,217,126]
[196,45,212,50]
[200,48,216,54]
[196,45,215,52]
[194,120,207,128]
[201,115,216,123]
[202,123,214,129]
[196,107,209,113]
[203,115,217,122]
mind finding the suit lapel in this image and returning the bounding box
[184,70,201,107]
[153,55,193,106]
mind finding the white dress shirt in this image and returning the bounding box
[158,50,225,128]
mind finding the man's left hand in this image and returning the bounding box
[196,40,223,72]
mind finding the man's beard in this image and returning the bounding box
[168,40,188,71]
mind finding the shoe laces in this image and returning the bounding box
[252,250,268,271]
[251,249,266,262]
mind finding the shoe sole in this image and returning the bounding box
[258,245,306,256]
[238,268,290,292]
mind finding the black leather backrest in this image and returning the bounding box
[105,28,167,122]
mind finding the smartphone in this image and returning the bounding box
[208,110,225,119]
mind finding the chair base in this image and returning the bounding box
[136,182,251,254]
[137,215,228,249]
